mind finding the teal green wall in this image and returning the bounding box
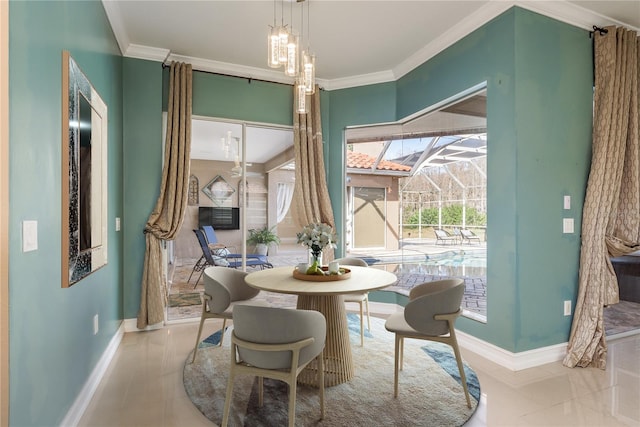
[8,1,123,425]
[122,58,164,318]
[325,8,593,352]
[512,11,592,350]
[191,73,293,125]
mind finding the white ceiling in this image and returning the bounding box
[104,0,639,164]
[103,0,640,89]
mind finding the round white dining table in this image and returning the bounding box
[245,265,397,386]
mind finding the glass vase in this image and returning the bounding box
[306,251,323,274]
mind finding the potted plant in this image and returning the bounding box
[247,226,280,255]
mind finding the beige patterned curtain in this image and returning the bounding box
[137,62,192,329]
[563,27,639,368]
[291,86,336,260]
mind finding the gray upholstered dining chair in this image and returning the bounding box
[222,305,326,427]
[336,257,370,346]
[191,266,267,363]
[384,278,472,408]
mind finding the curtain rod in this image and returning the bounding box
[590,25,609,38]
[161,62,294,87]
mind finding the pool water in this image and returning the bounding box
[370,250,487,278]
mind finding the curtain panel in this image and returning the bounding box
[291,86,336,260]
[137,62,193,329]
[276,182,294,223]
[563,27,639,368]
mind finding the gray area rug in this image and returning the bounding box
[184,314,480,426]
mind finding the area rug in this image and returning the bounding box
[168,292,202,307]
[184,314,480,426]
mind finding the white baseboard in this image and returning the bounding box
[457,329,567,371]
[60,321,125,427]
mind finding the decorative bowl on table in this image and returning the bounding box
[292,267,351,282]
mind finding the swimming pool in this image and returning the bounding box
[365,250,487,278]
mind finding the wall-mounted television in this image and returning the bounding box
[198,207,240,230]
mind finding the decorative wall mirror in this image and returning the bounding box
[202,175,234,206]
[61,51,108,287]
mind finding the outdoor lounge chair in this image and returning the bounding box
[202,225,272,269]
[433,229,458,245]
[190,229,273,286]
[202,225,237,255]
[460,229,481,245]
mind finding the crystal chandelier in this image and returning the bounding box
[267,0,316,113]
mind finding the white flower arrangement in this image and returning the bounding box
[296,222,338,259]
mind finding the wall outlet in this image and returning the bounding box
[115,217,121,231]
[564,300,571,316]
[93,314,99,335]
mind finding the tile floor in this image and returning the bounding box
[78,308,640,427]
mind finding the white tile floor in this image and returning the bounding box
[78,308,640,427]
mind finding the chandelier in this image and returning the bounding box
[267,0,316,113]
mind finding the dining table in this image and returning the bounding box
[244,265,397,386]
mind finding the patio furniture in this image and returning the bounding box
[190,229,273,286]
[202,225,273,269]
[222,305,326,427]
[190,266,267,363]
[384,278,471,407]
[460,229,481,245]
[202,225,237,255]
[434,228,458,245]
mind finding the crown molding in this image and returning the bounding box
[125,44,171,62]
[517,0,639,33]
[168,53,297,85]
[103,0,637,91]
[321,70,397,91]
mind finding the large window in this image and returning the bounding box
[345,84,487,322]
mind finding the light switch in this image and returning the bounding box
[22,220,38,252]
[563,195,571,210]
[563,218,574,234]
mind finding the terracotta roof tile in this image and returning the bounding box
[347,151,411,172]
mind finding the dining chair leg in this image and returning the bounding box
[219,318,227,347]
[258,376,264,406]
[359,301,364,347]
[393,334,400,398]
[191,310,207,363]
[364,294,371,331]
[449,328,472,408]
[288,378,297,427]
